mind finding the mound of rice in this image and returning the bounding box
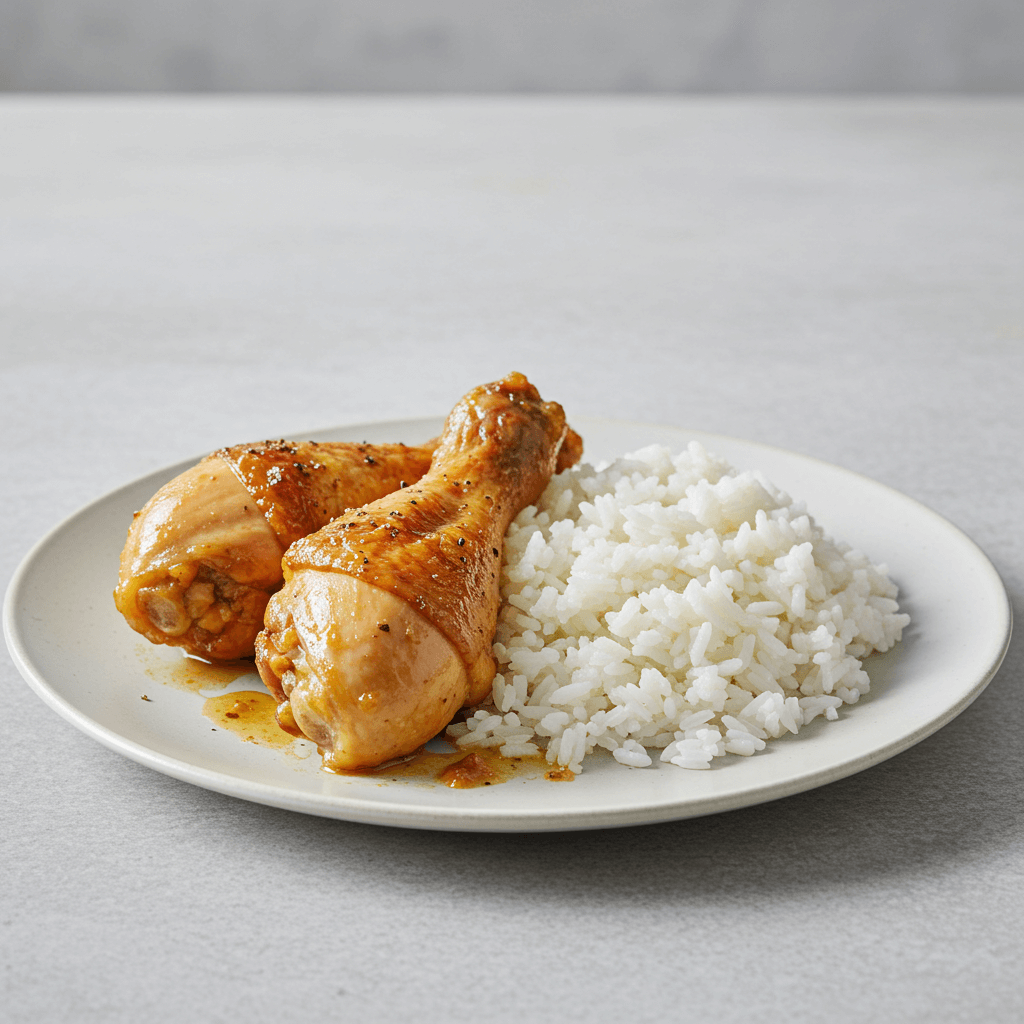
[446,442,910,773]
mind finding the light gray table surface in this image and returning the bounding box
[2,97,1021,1023]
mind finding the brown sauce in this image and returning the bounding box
[327,742,567,788]
[140,644,256,694]
[438,752,497,788]
[202,690,298,750]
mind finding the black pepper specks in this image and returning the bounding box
[457,537,465,546]
[379,623,390,632]
[364,455,376,465]
[492,548,500,557]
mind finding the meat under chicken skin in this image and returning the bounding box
[255,372,581,770]
[115,439,436,661]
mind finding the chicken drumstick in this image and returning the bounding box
[115,438,436,661]
[255,372,581,770]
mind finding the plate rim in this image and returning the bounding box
[3,415,1013,832]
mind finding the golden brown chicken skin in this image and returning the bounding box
[256,372,582,770]
[114,439,436,661]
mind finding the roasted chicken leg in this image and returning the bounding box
[255,373,581,770]
[115,439,436,661]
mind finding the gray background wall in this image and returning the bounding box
[1,0,1022,92]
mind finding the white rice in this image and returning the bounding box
[446,442,910,773]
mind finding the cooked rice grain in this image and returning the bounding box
[446,443,910,772]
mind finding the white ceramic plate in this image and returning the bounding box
[4,417,1012,832]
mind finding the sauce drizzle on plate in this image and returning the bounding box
[202,690,298,749]
[141,645,255,693]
